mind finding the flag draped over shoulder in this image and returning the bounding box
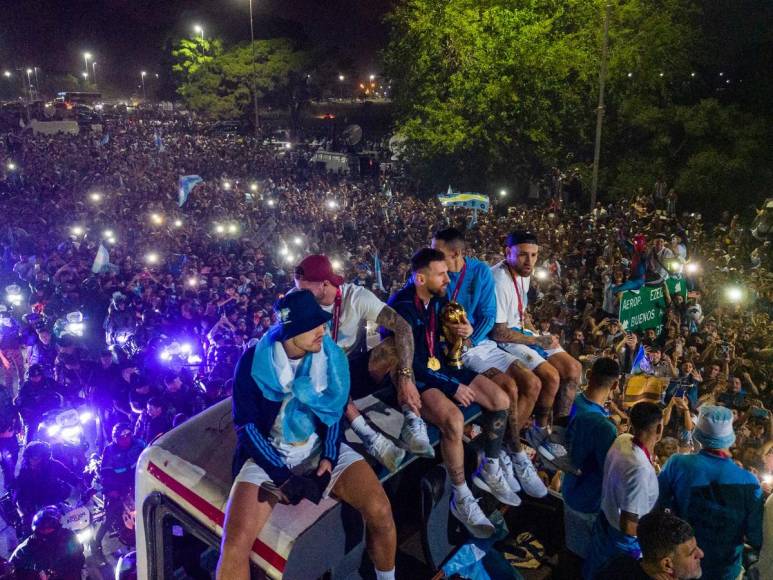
[91,243,111,274]
[178,175,203,207]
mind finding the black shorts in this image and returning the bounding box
[415,365,478,393]
[348,349,387,400]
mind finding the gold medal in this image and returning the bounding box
[427,356,441,371]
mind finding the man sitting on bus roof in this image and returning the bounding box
[216,290,397,580]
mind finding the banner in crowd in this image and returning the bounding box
[438,188,490,212]
[618,277,688,334]
[178,175,203,207]
[91,243,111,274]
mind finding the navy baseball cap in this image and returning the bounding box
[505,230,539,247]
[271,290,332,341]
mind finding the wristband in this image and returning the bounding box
[396,367,414,380]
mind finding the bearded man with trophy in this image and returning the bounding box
[384,248,520,539]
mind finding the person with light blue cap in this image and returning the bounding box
[658,405,764,580]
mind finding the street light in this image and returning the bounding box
[193,24,204,39]
[499,189,507,197]
[91,62,97,88]
[247,0,260,136]
[25,69,33,101]
[140,71,147,100]
[83,52,92,80]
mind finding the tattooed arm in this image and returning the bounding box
[376,305,414,370]
[375,305,421,413]
[490,322,554,348]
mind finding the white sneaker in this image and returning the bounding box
[511,452,548,498]
[365,433,406,473]
[498,450,522,494]
[472,460,522,507]
[400,416,435,457]
[524,426,567,461]
[449,492,495,538]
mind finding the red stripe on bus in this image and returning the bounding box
[147,461,287,573]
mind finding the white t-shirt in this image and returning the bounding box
[600,433,659,532]
[491,261,531,330]
[321,283,385,356]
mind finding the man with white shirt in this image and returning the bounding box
[295,254,429,472]
[489,230,582,460]
[584,401,663,579]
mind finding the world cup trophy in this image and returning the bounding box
[441,301,467,369]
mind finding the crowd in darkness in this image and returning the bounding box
[0,111,770,579]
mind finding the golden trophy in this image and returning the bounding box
[441,301,468,369]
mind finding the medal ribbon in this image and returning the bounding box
[414,292,436,359]
[508,265,526,330]
[632,437,652,464]
[450,260,467,303]
[331,286,342,342]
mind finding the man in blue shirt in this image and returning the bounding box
[562,358,620,563]
[658,405,764,580]
[432,228,547,499]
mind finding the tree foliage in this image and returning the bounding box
[172,38,311,121]
[385,0,773,215]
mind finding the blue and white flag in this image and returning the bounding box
[178,175,203,207]
[91,243,111,274]
[631,344,653,375]
[154,131,164,152]
[374,251,385,292]
[438,191,490,212]
[99,132,110,147]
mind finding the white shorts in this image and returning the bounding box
[233,443,364,499]
[462,340,519,374]
[496,342,565,371]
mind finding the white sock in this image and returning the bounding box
[351,415,378,443]
[375,568,396,580]
[452,481,473,499]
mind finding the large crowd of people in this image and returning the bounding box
[0,111,770,579]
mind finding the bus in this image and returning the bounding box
[54,91,102,110]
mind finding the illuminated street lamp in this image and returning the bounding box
[140,71,147,100]
[193,24,204,39]
[83,52,92,79]
[499,189,507,197]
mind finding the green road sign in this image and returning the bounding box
[618,277,687,335]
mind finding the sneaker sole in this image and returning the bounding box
[449,506,495,539]
[472,474,522,507]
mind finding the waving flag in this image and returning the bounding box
[438,191,490,212]
[374,251,385,292]
[91,243,111,274]
[630,344,653,375]
[178,175,203,207]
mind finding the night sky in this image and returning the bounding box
[0,0,393,92]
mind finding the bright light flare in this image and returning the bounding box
[724,286,744,303]
[6,162,16,171]
[89,192,102,202]
[150,213,164,225]
[223,181,232,191]
[293,236,303,246]
[534,267,549,281]
[684,262,700,275]
[71,226,85,236]
[145,252,160,265]
[331,259,343,271]
[326,200,338,210]
[499,189,507,197]
[227,223,238,234]
[215,224,225,234]
[173,219,183,228]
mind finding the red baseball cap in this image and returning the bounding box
[295,254,344,286]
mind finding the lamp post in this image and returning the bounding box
[91,62,97,89]
[140,71,147,100]
[338,74,345,99]
[83,52,92,80]
[248,0,260,136]
[590,3,610,209]
[25,68,33,101]
[194,24,204,40]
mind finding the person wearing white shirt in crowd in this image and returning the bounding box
[294,254,430,472]
[584,402,664,579]
[489,230,582,461]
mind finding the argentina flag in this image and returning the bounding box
[178,175,203,207]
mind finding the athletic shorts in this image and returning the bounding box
[462,339,519,374]
[232,443,364,500]
[496,342,565,371]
